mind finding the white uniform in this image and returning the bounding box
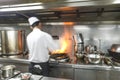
[27,28,58,63]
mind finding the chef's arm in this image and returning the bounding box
[46,35,59,54]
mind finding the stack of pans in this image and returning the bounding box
[108,44,120,63]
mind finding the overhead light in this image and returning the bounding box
[113,0,120,4]
[74,25,90,30]
[10,3,43,7]
[0,3,44,12]
[36,12,55,15]
[98,26,116,30]
[0,3,43,8]
[65,0,89,2]
[0,6,44,12]
[45,22,64,25]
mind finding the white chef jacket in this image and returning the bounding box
[27,28,58,63]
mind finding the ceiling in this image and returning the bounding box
[0,0,120,24]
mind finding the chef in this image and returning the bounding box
[27,17,58,76]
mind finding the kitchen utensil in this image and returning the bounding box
[76,53,84,59]
[50,53,68,60]
[39,76,43,80]
[77,33,84,53]
[50,53,70,62]
[1,65,16,78]
[85,45,97,54]
[1,30,26,55]
[108,49,120,61]
[77,33,84,44]
[108,44,120,61]
[110,44,120,52]
[86,54,101,64]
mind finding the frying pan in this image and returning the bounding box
[50,53,69,60]
[108,49,120,61]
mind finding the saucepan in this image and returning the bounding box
[86,54,101,64]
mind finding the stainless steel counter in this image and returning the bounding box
[31,75,71,80]
[0,57,120,70]
[9,74,71,80]
[0,57,120,80]
[0,57,29,64]
[74,64,120,71]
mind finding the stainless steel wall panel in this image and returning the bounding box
[73,24,120,53]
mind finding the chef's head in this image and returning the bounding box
[28,17,41,28]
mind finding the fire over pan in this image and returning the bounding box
[50,53,69,60]
[50,53,70,62]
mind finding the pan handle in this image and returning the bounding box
[39,76,44,80]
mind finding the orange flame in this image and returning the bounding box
[52,22,77,63]
[53,32,70,53]
[53,22,73,54]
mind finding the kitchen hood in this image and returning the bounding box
[0,0,119,24]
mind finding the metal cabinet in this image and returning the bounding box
[110,70,120,80]
[96,70,109,80]
[49,64,73,79]
[74,69,96,80]
[74,68,110,80]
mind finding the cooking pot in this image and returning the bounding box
[86,54,101,64]
[1,30,26,55]
[1,65,16,78]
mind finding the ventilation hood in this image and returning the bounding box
[0,0,120,24]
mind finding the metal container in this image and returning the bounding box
[85,45,97,54]
[1,30,25,55]
[86,54,101,64]
[108,44,120,61]
[110,44,120,53]
[1,65,16,78]
[73,33,84,53]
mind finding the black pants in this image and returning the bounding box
[29,61,49,76]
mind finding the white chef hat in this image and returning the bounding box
[28,17,40,26]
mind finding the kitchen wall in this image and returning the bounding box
[0,25,30,54]
[0,23,120,55]
[43,23,120,54]
[73,24,120,53]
